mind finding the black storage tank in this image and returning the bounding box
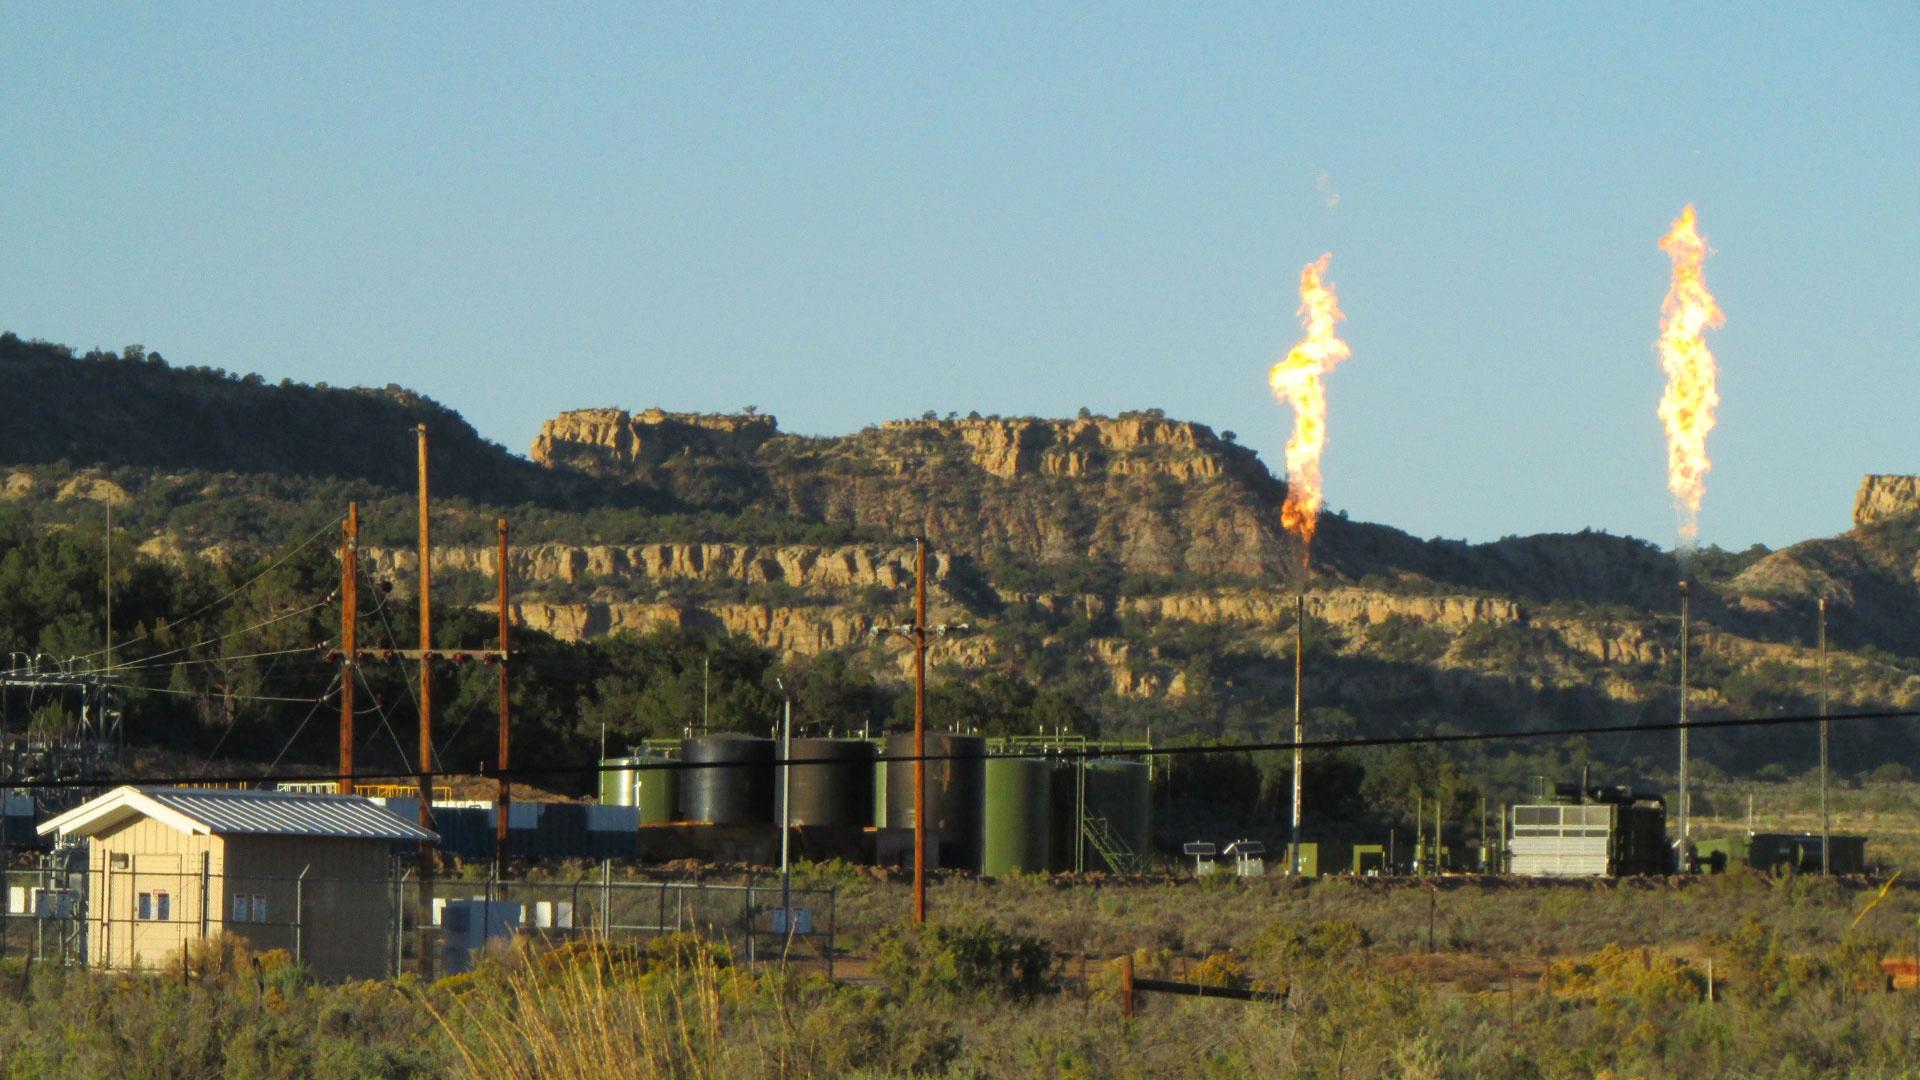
[680,735,776,825]
[885,732,986,872]
[786,738,877,828]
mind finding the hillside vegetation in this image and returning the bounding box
[6,331,1920,801]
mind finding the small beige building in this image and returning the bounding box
[39,786,435,981]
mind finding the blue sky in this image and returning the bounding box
[4,4,1915,550]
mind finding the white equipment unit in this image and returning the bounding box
[1510,804,1615,877]
[532,901,575,929]
[8,886,77,918]
[439,899,523,975]
[1223,839,1265,878]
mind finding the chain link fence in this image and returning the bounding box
[1,861,836,980]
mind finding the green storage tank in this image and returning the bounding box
[599,757,639,806]
[1050,758,1153,872]
[602,755,678,823]
[982,758,1052,876]
[1083,759,1152,871]
[633,756,678,824]
[872,755,889,827]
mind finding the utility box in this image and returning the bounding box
[1282,843,1319,877]
[532,901,575,929]
[771,906,813,935]
[440,899,522,975]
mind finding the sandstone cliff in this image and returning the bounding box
[531,408,1294,578]
[1854,475,1920,528]
[530,408,779,477]
[360,541,950,593]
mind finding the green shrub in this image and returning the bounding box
[873,920,1057,1001]
[1249,917,1370,968]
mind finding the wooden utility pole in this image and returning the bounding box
[338,503,358,795]
[495,518,511,877]
[870,538,966,925]
[1818,596,1829,875]
[913,537,929,925]
[1677,580,1691,846]
[416,424,435,978]
[1291,591,1305,876]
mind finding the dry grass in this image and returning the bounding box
[423,939,730,1080]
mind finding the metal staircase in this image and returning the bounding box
[1082,813,1146,874]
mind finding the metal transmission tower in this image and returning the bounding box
[0,655,126,824]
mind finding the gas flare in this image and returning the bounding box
[1656,205,1724,546]
[1268,253,1352,558]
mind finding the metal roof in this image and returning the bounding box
[39,785,438,842]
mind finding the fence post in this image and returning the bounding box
[601,859,611,939]
[294,865,309,967]
[199,853,210,943]
[571,874,584,938]
[392,864,409,980]
[1121,952,1135,1017]
[827,885,837,981]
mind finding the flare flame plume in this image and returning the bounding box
[1268,253,1352,561]
[1656,205,1724,547]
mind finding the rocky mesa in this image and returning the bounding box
[1854,475,1920,528]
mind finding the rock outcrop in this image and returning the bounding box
[530,408,779,475]
[1122,587,1522,629]
[531,408,1293,578]
[1854,475,1920,528]
[361,542,949,592]
[870,415,1245,481]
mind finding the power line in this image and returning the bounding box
[133,685,333,705]
[353,662,419,775]
[11,513,344,673]
[10,703,1919,792]
[364,564,438,769]
[261,674,343,777]
[102,603,330,673]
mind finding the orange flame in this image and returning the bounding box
[1656,205,1724,546]
[1268,253,1352,555]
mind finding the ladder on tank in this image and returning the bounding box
[1082,814,1147,874]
